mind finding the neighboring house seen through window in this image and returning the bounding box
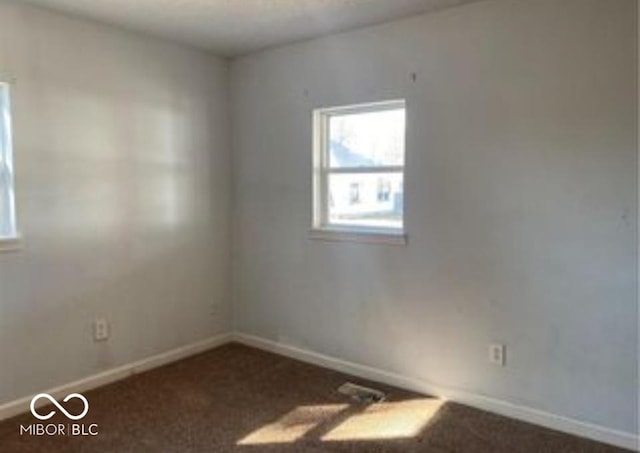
[312,100,406,244]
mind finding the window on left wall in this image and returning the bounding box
[0,81,19,250]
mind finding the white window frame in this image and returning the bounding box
[311,99,407,245]
[0,80,20,252]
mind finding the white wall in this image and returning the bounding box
[0,1,231,403]
[231,0,638,436]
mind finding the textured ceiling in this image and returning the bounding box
[18,0,482,57]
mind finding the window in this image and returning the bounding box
[0,81,18,250]
[312,100,406,244]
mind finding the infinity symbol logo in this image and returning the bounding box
[30,393,89,421]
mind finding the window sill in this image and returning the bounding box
[0,236,23,253]
[309,228,407,246]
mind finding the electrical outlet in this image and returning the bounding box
[489,343,506,366]
[93,318,109,342]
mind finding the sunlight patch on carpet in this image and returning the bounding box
[321,398,444,441]
[237,404,348,445]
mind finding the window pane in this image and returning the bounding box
[0,87,6,168]
[328,172,403,230]
[329,107,405,168]
[0,171,11,238]
[0,84,16,239]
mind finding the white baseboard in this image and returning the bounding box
[232,332,639,451]
[0,333,232,422]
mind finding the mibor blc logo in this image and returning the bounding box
[20,393,98,437]
[31,393,89,420]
